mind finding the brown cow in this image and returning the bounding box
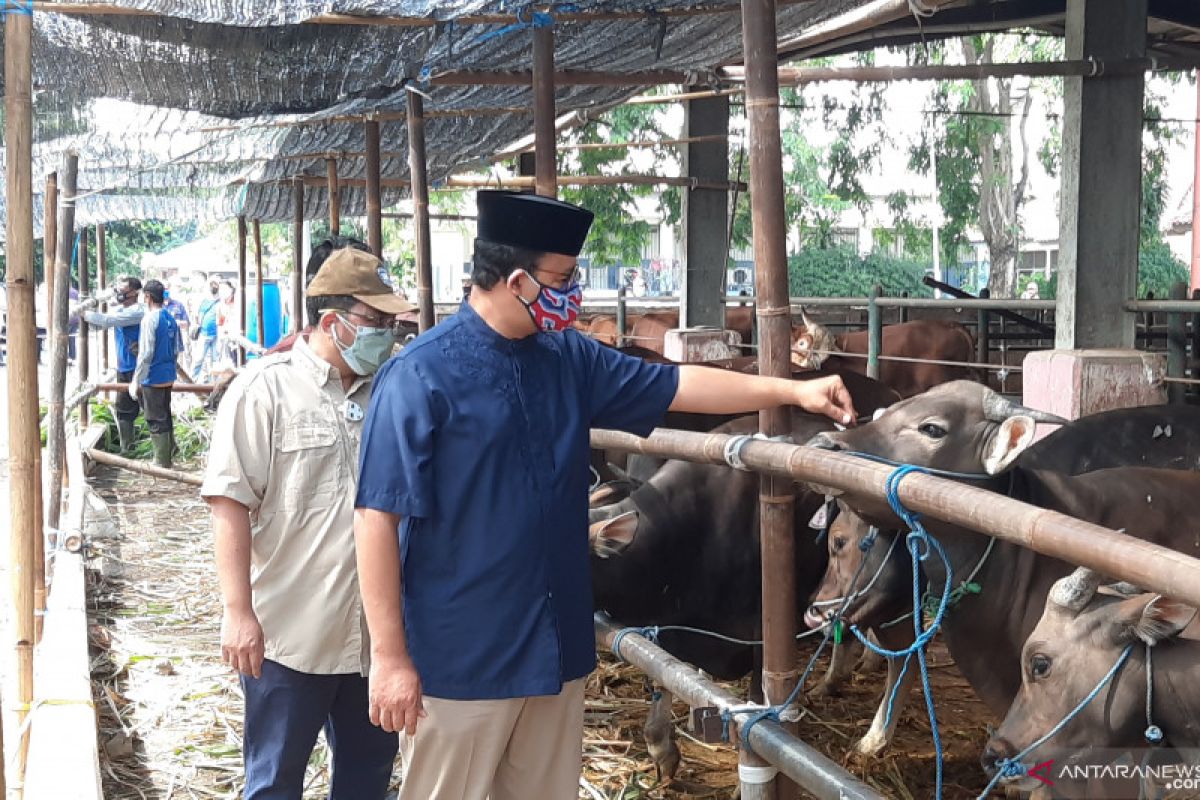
[575,307,757,353]
[790,309,978,398]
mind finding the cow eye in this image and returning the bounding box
[833,536,847,553]
[918,422,948,439]
[1029,653,1052,680]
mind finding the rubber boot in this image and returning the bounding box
[116,419,136,454]
[150,432,173,469]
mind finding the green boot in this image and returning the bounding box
[116,419,136,454]
[150,432,173,469]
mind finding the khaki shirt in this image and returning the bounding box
[201,337,374,675]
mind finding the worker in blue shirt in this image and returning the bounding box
[193,280,221,381]
[84,275,145,453]
[353,190,857,800]
[131,279,182,467]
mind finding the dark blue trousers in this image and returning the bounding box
[241,659,398,799]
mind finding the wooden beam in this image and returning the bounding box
[5,10,34,786]
[533,26,558,198]
[364,119,383,258]
[44,172,56,340]
[292,178,305,333]
[97,224,109,371]
[721,56,1199,85]
[407,92,435,333]
[326,157,341,236]
[253,220,265,347]
[87,448,204,487]
[193,105,530,135]
[431,68,692,87]
[288,174,748,191]
[236,217,247,366]
[78,228,90,428]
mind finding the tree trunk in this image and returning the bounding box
[962,37,1032,298]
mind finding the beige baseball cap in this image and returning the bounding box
[306,247,416,315]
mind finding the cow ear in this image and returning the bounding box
[589,511,639,559]
[1118,595,1198,646]
[983,415,1037,474]
[871,406,888,422]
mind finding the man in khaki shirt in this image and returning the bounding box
[202,248,414,799]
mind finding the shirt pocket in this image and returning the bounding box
[274,416,342,509]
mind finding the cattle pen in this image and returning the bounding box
[6,2,1200,800]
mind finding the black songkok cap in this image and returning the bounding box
[476,190,595,257]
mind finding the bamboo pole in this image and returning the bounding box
[407,92,435,333]
[594,615,886,800]
[44,172,57,347]
[97,225,108,371]
[720,57,1199,86]
[253,220,265,347]
[292,178,305,333]
[533,26,558,198]
[326,157,341,236]
[589,427,1200,609]
[77,229,90,429]
[741,3,796,794]
[431,68,692,87]
[86,448,204,487]
[48,151,78,530]
[365,119,383,258]
[286,174,747,191]
[237,217,247,367]
[193,105,530,135]
[95,382,213,395]
[6,10,34,786]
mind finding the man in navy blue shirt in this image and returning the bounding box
[353,191,856,800]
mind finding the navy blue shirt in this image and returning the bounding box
[356,303,679,700]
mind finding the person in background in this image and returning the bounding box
[216,280,239,367]
[203,248,414,799]
[193,279,221,381]
[1021,281,1040,301]
[84,276,145,452]
[131,279,182,468]
[163,284,191,376]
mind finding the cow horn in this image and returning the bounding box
[1049,567,1104,613]
[798,305,817,330]
[982,390,1068,425]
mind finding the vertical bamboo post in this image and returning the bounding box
[616,286,628,347]
[976,287,991,369]
[1167,281,1187,405]
[44,172,57,358]
[365,118,384,258]
[407,92,435,333]
[253,220,265,348]
[866,284,882,380]
[292,178,305,332]
[48,151,78,533]
[741,0,793,795]
[237,217,248,366]
[533,25,557,198]
[97,224,109,371]
[6,11,34,785]
[78,228,90,428]
[326,157,341,236]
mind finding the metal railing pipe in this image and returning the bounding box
[866,284,881,380]
[1126,299,1200,313]
[1168,282,1188,404]
[615,286,627,347]
[588,428,1200,608]
[594,615,887,800]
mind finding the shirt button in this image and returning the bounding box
[547,591,554,599]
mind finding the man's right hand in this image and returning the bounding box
[221,606,265,679]
[369,656,426,736]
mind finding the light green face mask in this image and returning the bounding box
[331,314,395,376]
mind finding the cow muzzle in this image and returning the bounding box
[806,432,843,451]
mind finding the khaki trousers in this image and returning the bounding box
[398,678,586,800]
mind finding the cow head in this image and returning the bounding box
[791,307,839,370]
[807,381,1066,476]
[804,503,909,632]
[983,567,1197,785]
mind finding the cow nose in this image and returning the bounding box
[806,432,843,451]
[981,738,1017,776]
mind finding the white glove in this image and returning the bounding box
[128,383,140,400]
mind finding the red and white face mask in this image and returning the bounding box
[511,271,583,333]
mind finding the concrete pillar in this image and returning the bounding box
[680,93,730,330]
[1054,0,1146,350]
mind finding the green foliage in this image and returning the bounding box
[558,103,669,266]
[90,220,199,286]
[90,398,212,463]
[788,246,934,298]
[1138,241,1189,299]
